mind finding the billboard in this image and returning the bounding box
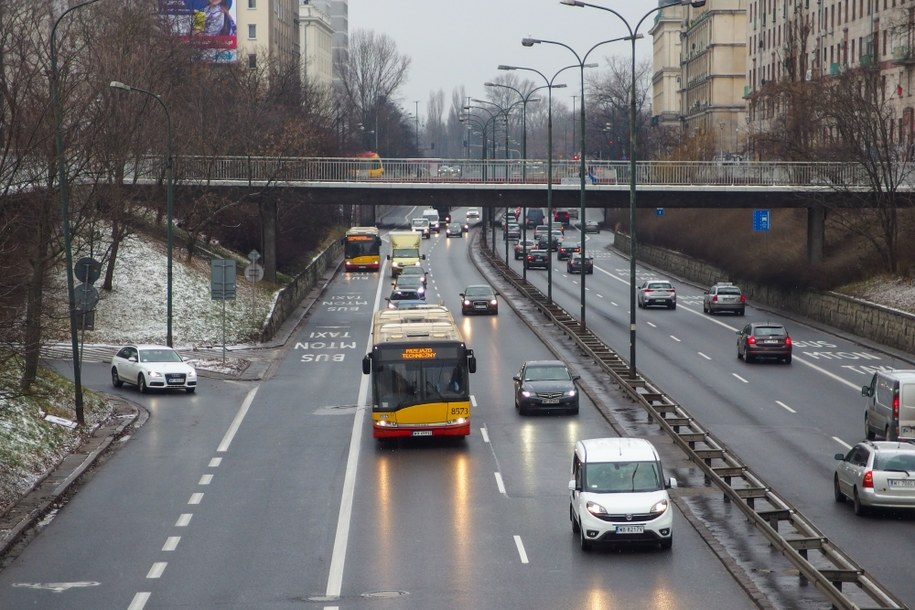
[159,0,238,63]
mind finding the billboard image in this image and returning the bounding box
[159,0,238,63]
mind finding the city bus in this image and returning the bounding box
[362,305,476,439]
[352,151,384,179]
[343,226,382,272]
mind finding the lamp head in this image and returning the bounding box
[498,64,516,71]
[553,84,568,89]
[688,0,706,6]
[522,36,539,47]
[484,81,496,87]
[109,81,131,91]
[560,0,584,5]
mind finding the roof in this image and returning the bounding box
[577,437,660,463]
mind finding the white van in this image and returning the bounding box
[863,370,915,441]
[568,437,676,551]
[421,208,440,232]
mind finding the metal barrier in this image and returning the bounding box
[476,240,909,610]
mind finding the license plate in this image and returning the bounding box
[902,426,913,434]
[888,479,915,488]
[763,340,780,344]
[541,398,560,404]
[167,379,183,385]
[412,430,433,437]
[615,525,644,534]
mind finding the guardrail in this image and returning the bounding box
[475,239,909,609]
[120,156,915,189]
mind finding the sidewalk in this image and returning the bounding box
[0,261,341,559]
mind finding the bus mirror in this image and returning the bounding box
[421,254,427,260]
[468,353,477,374]
[362,354,371,375]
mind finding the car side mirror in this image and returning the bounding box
[459,293,465,298]
[572,375,581,382]
[834,453,846,461]
[513,375,521,382]
[667,477,678,489]
[386,254,392,260]
[861,386,872,397]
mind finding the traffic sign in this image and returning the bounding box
[753,209,770,232]
[244,263,264,282]
[210,259,237,300]
[656,208,665,216]
[74,257,102,285]
[74,283,99,312]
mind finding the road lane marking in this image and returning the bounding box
[494,472,506,495]
[670,335,682,342]
[833,437,852,450]
[698,352,711,360]
[199,474,213,485]
[480,427,490,443]
[646,321,657,328]
[208,457,222,467]
[775,400,796,413]
[188,493,203,505]
[175,514,192,527]
[162,537,180,551]
[513,535,529,564]
[732,373,749,383]
[128,592,150,610]
[217,386,260,452]
[146,563,167,579]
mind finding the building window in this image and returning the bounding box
[248,24,256,39]
[248,54,257,69]
[248,0,256,7]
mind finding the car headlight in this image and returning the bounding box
[585,500,608,516]
[565,389,576,397]
[490,299,498,306]
[521,390,532,398]
[649,499,669,515]
[145,370,164,378]
[463,299,471,306]
[417,287,425,294]
[187,370,197,379]
[392,262,401,268]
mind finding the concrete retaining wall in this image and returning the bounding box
[614,233,915,355]
[258,240,342,342]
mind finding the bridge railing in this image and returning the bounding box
[143,156,905,188]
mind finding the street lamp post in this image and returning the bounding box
[561,0,706,377]
[110,81,175,348]
[464,104,501,243]
[50,0,104,426]
[523,34,633,332]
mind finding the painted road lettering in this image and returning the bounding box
[297,326,360,363]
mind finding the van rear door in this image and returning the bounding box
[900,382,915,439]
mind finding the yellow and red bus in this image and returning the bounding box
[343,226,382,272]
[362,305,477,439]
[352,151,384,179]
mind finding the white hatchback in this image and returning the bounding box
[569,437,676,550]
[111,344,198,394]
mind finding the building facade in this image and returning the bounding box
[298,1,334,89]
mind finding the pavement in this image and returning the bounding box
[0,261,341,560]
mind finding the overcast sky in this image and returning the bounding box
[348,0,659,121]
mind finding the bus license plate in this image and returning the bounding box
[615,525,644,534]
[412,430,433,437]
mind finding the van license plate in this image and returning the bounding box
[889,479,915,488]
[412,430,433,437]
[615,525,644,534]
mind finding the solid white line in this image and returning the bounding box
[775,400,797,414]
[188,493,203,505]
[127,592,150,610]
[697,352,712,360]
[162,537,180,552]
[325,265,386,598]
[480,427,490,443]
[199,474,213,485]
[494,472,506,495]
[732,373,749,383]
[217,386,260,453]
[175,514,192,527]
[146,562,167,579]
[513,535,529,564]
[833,436,852,450]
[208,457,222,468]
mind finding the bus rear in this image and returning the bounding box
[344,227,381,271]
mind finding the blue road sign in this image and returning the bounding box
[656,207,664,216]
[753,209,770,231]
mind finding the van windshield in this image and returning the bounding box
[583,461,663,493]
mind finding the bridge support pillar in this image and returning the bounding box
[261,199,277,282]
[807,205,824,263]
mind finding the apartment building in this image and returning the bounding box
[235,0,301,71]
[298,2,334,89]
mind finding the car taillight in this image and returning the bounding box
[893,392,900,418]
[863,470,874,488]
[747,336,757,345]
[784,336,792,346]
[739,295,746,303]
[644,289,653,293]
[711,295,719,302]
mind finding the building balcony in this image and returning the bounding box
[892,46,915,65]
[860,54,874,66]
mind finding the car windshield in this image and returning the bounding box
[524,365,570,381]
[412,219,428,227]
[755,326,786,337]
[139,349,182,363]
[874,452,915,471]
[464,286,493,297]
[583,461,663,493]
[449,224,462,230]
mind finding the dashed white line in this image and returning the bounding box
[208,457,222,468]
[175,514,192,527]
[670,335,682,342]
[732,373,749,383]
[596,293,604,298]
[646,321,657,328]
[188,493,203,505]
[146,562,167,579]
[162,537,180,552]
[494,472,506,495]
[199,474,213,485]
[513,535,529,564]
[775,400,796,413]
[127,592,150,610]
[697,352,712,360]
[480,427,490,443]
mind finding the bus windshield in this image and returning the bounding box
[345,237,378,258]
[374,358,467,410]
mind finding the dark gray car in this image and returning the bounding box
[513,360,580,415]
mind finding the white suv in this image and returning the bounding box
[569,438,676,551]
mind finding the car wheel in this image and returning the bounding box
[138,375,148,394]
[745,351,755,363]
[669,303,676,310]
[579,523,592,551]
[833,475,845,503]
[737,347,743,360]
[702,302,708,313]
[784,354,792,364]
[186,387,196,394]
[111,368,124,388]
[853,487,867,516]
[570,506,580,533]
[865,416,876,440]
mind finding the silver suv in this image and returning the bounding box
[703,282,745,315]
